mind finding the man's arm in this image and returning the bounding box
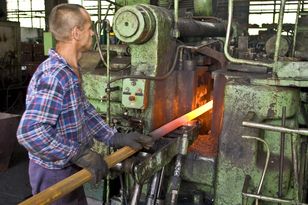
[82,96,154,149]
[17,75,78,162]
[82,96,116,145]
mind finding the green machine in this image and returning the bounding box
[213,0,308,204]
[81,0,308,204]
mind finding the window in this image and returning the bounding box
[7,0,45,29]
[68,0,115,24]
[249,0,308,35]
[6,0,115,29]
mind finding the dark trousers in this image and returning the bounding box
[29,160,87,205]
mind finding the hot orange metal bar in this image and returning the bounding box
[150,100,213,139]
[19,100,213,205]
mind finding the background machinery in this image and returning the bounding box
[25,0,308,204]
[78,0,308,204]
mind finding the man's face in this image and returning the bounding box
[78,10,94,51]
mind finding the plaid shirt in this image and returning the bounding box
[17,49,116,169]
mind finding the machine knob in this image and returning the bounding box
[129,95,136,101]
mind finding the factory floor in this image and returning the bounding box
[0,144,210,205]
[0,144,31,204]
[0,144,102,205]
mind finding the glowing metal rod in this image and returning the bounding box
[151,100,213,140]
[19,100,213,205]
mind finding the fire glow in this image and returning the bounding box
[150,100,213,140]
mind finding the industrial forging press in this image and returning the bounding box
[20,0,308,204]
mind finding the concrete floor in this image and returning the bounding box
[0,144,32,204]
[0,144,211,205]
[0,144,103,205]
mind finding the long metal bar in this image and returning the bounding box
[173,0,179,38]
[105,20,111,125]
[278,106,286,204]
[151,100,213,140]
[273,0,287,66]
[242,136,270,205]
[299,141,307,201]
[97,0,101,41]
[177,19,226,37]
[291,135,300,200]
[19,100,213,205]
[146,171,160,205]
[242,192,308,205]
[292,0,302,57]
[273,0,276,23]
[105,18,112,205]
[242,175,251,205]
[242,121,308,136]
[130,183,143,205]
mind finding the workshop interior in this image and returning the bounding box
[0,0,308,204]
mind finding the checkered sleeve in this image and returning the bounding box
[17,75,79,162]
[82,96,116,145]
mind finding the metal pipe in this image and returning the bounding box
[167,131,189,205]
[299,141,307,201]
[156,167,165,201]
[104,3,112,20]
[147,172,160,205]
[273,0,277,23]
[98,0,101,41]
[17,0,19,23]
[273,0,287,66]
[103,0,121,7]
[177,19,226,37]
[242,121,308,136]
[146,168,164,205]
[130,183,143,205]
[291,0,302,57]
[224,0,274,68]
[105,21,112,204]
[173,0,179,38]
[242,136,270,205]
[278,106,286,203]
[242,192,308,205]
[106,20,111,125]
[291,135,299,200]
[94,21,108,68]
[242,175,251,205]
[30,0,33,27]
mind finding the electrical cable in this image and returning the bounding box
[106,41,222,86]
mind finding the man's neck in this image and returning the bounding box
[56,42,81,69]
[56,42,82,82]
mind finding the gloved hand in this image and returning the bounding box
[71,146,108,184]
[111,132,154,150]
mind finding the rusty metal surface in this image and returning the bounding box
[0,113,20,171]
[188,134,218,157]
[134,125,198,184]
[197,46,227,69]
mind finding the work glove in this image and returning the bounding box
[71,146,108,184]
[110,132,154,150]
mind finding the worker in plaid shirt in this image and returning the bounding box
[17,4,153,205]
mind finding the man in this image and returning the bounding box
[17,4,153,205]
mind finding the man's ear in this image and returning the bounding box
[72,26,81,40]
